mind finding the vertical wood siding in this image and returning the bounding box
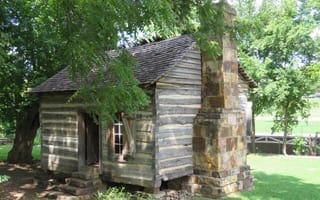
[155,49,201,182]
[40,94,79,173]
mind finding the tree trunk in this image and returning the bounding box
[282,130,288,156]
[7,101,39,163]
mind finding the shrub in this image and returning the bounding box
[293,137,307,155]
[96,187,154,200]
[0,175,10,183]
[33,130,41,146]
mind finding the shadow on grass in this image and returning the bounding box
[229,171,320,200]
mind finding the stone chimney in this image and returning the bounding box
[186,4,254,198]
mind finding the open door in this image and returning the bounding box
[78,113,99,167]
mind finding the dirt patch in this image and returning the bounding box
[0,161,64,200]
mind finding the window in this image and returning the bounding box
[110,113,136,161]
[113,117,124,155]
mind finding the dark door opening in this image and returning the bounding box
[82,113,99,166]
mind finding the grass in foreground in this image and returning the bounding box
[0,144,40,161]
[228,154,320,200]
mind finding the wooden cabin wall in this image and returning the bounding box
[238,78,253,136]
[101,89,156,188]
[40,93,79,173]
[155,49,201,183]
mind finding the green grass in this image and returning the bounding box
[255,120,320,135]
[0,144,40,161]
[228,154,320,200]
[255,98,320,135]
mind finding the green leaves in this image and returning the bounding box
[236,0,320,138]
[70,50,149,123]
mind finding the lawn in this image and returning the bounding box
[228,154,320,200]
[255,120,320,135]
[255,98,320,135]
[0,144,40,161]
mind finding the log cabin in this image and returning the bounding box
[31,7,256,198]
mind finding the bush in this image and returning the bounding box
[293,137,307,155]
[0,175,10,183]
[33,129,41,146]
[96,187,154,200]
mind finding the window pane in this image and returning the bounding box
[115,144,120,154]
[115,135,120,144]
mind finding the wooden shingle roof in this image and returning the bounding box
[31,35,195,93]
[31,34,257,93]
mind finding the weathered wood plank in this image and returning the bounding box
[158,136,191,146]
[158,94,201,100]
[101,173,154,187]
[156,82,201,89]
[158,146,192,160]
[41,121,77,129]
[41,107,77,113]
[159,165,193,181]
[41,128,77,138]
[102,161,153,173]
[157,88,201,96]
[158,156,192,169]
[42,119,78,125]
[158,115,195,125]
[40,93,72,103]
[42,156,78,173]
[135,141,154,153]
[156,97,201,105]
[41,113,77,121]
[42,153,78,162]
[158,124,193,132]
[159,77,201,85]
[42,145,78,158]
[135,131,154,142]
[42,137,78,148]
[135,122,154,132]
[157,107,199,115]
[165,73,201,81]
[157,126,193,138]
[170,67,201,76]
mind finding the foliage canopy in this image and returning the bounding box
[235,0,320,154]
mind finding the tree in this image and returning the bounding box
[235,0,320,155]
[1,0,227,163]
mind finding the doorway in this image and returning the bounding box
[79,112,99,166]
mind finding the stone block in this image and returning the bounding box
[197,176,221,187]
[193,124,201,137]
[230,153,237,168]
[226,138,237,152]
[193,137,206,152]
[227,114,237,125]
[220,175,238,186]
[200,184,221,197]
[221,127,232,138]
[205,82,221,96]
[216,138,226,153]
[193,153,218,171]
[207,96,225,108]
[221,182,239,194]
